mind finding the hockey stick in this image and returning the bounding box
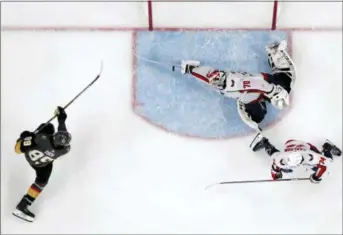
[205,177,309,190]
[172,65,181,71]
[132,50,180,72]
[33,60,103,134]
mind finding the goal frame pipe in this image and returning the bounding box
[272,1,278,30]
[148,0,153,31]
[147,1,278,31]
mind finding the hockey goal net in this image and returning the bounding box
[140,1,341,31]
[2,1,340,31]
[140,1,280,31]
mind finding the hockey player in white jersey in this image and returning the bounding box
[180,40,296,131]
[250,133,342,183]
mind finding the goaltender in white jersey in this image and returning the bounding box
[250,133,342,183]
[180,40,296,132]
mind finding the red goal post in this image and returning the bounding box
[146,1,279,31]
[271,1,278,30]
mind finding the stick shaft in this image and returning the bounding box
[219,178,309,185]
[42,75,100,125]
[33,61,103,134]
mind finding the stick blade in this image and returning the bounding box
[93,60,104,81]
[204,182,220,190]
[98,60,104,77]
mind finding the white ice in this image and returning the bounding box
[1,2,342,234]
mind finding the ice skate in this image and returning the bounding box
[323,139,342,157]
[12,197,35,222]
[250,133,269,152]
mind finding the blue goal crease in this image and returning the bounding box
[134,30,289,139]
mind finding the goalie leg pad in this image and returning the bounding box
[266,40,296,91]
[237,101,263,132]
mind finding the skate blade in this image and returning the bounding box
[12,209,34,222]
[250,133,262,148]
[325,139,334,145]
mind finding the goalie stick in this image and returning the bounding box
[33,60,103,135]
[172,65,181,71]
[132,50,180,72]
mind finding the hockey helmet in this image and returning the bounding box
[285,152,303,168]
[270,86,290,109]
[53,131,72,147]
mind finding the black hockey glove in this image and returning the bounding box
[55,106,67,122]
[309,173,322,184]
[272,171,282,180]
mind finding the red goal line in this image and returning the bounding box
[1,26,341,32]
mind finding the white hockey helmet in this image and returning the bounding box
[270,86,290,109]
[285,152,303,168]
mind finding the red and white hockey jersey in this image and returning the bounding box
[190,66,273,104]
[271,140,328,179]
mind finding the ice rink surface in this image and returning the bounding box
[1,2,342,234]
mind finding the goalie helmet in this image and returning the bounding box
[208,70,226,89]
[269,85,290,109]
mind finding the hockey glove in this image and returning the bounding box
[272,171,282,180]
[55,106,67,122]
[309,173,322,184]
[271,163,283,180]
